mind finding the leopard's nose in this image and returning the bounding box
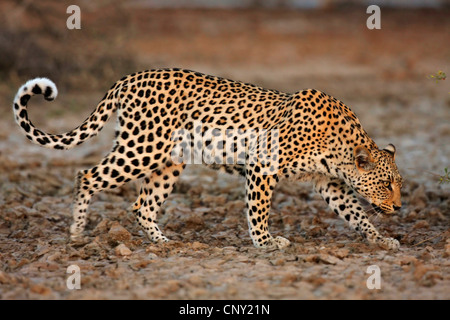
[393,205,402,211]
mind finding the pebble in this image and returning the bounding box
[83,241,105,257]
[107,221,132,245]
[396,255,418,266]
[413,220,429,230]
[147,253,158,260]
[413,262,440,287]
[115,244,132,256]
[303,254,340,265]
[0,271,14,284]
[30,284,53,296]
[93,218,111,235]
[192,241,209,250]
[444,243,450,258]
[332,248,350,259]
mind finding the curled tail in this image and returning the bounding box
[13,78,120,150]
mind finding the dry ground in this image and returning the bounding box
[0,6,449,300]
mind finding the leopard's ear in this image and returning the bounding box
[354,146,376,172]
[383,144,396,159]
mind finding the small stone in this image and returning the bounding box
[200,194,227,206]
[0,271,13,284]
[187,275,204,286]
[413,262,435,282]
[30,284,52,295]
[397,255,418,266]
[413,220,429,230]
[281,273,298,284]
[115,243,132,256]
[184,215,205,231]
[192,241,208,250]
[147,253,158,260]
[132,260,153,269]
[444,243,450,258]
[309,226,325,237]
[93,218,111,235]
[318,254,340,265]
[270,258,285,266]
[405,210,417,222]
[82,241,105,258]
[420,251,433,261]
[333,248,350,259]
[304,254,340,265]
[413,262,441,287]
[107,221,131,246]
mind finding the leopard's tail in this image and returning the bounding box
[13,78,121,150]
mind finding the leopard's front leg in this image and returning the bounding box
[314,177,400,251]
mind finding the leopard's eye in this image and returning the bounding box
[383,180,391,189]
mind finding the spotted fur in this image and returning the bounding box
[13,68,403,251]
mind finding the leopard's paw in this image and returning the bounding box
[377,237,400,251]
[259,236,291,250]
[252,235,291,250]
[153,235,170,243]
[274,236,291,249]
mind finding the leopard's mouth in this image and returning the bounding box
[357,195,394,216]
[371,203,395,215]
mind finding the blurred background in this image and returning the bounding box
[0,0,449,300]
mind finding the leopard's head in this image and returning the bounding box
[351,144,403,214]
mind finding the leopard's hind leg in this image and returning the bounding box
[132,162,185,243]
[70,149,150,240]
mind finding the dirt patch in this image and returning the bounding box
[0,6,449,300]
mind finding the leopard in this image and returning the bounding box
[13,68,403,251]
